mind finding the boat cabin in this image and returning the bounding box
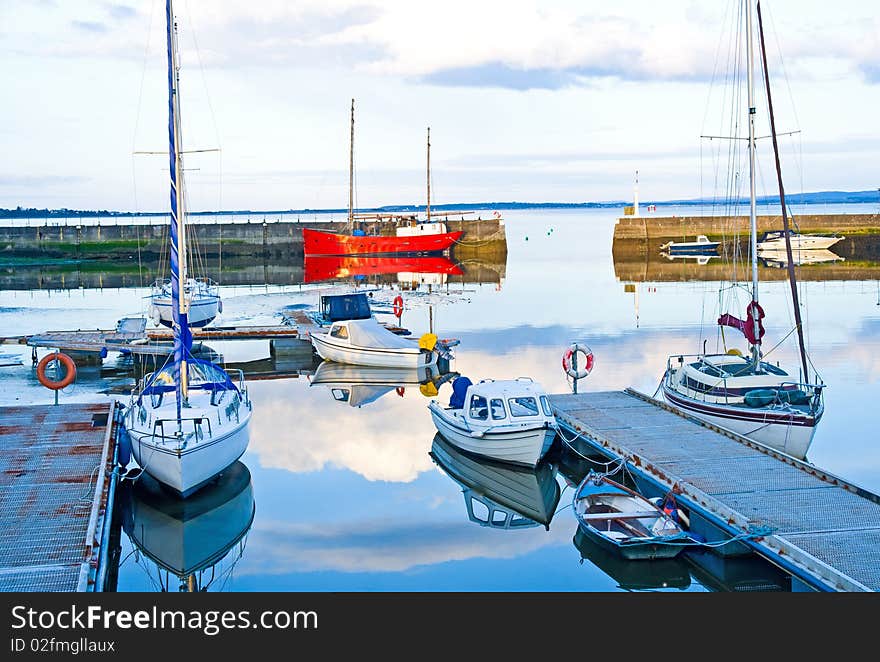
[318,292,372,324]
[449,377,555,425]
[395,221,449,237]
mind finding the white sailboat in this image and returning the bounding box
[661,0,824,460]
[123,0,252,497]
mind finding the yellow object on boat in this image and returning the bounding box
[727,348,743,356]
[420,382,438,397]
[419,333,437,351]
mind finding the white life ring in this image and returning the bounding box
[562,343,593,379]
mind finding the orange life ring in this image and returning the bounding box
[392,295,404,317]
[36,352,77,390]
[562,343,593,379]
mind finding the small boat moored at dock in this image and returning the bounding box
[757,229,843,251]
[428,376,558,468]
[659,235,720,256]
[573,471,696,560]
[310,317,444,369]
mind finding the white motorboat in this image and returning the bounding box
[428,377,558,467]
[309,317,441,369]
[757,230,843,251]
[659,0,825,460]
[122,0,252,497]
[148,277,221,328]
[659,235,720,255]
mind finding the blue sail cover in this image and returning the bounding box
[141,359,237,396]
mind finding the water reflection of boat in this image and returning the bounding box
[303,255,463,284]
[683,548,790,592]
[429,432,561,530]
[573,529,692,590]
[309,361,457,407]
[758,248,844,269]
[121,461,255,592]
[659,252,718,265]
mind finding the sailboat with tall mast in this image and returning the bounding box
[302,104,463,256]
[660,0,824,460]
[123,0,252,497]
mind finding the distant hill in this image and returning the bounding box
[1,189,877,218]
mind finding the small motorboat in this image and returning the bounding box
[756,229,843,251]
[428,376,558,468]
[573,471,696,560]
[659,235,720,256]
[309,317,443,369]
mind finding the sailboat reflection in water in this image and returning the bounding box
[429,433,562,531]
[120,461,255,592]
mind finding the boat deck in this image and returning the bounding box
[549,389,880,592]
[0,401,119,591]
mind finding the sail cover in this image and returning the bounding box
[718,301,765,345]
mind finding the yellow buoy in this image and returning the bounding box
[419,333,438,351]
[419,382,438,397]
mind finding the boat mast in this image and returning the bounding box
[426,127,431,221]
[745,0,761,365]
[348,98,354,231]
[166,0,190,418]
[756,1,810,382]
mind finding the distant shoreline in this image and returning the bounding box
[2,189,878,219]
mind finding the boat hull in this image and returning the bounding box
[428,402,557,468]
[303,228,463,256]
[758,236,842,250]
[575,524,687,560]
[149,294,220,328]
[311,332,437,369]
[661,383,818,460]
[128,413,251,498]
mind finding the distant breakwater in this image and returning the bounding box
[0,217,507,263]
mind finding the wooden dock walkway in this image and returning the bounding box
[0,401,120,591]
[549,389,880,592]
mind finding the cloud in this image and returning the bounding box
[420,63,578,91]
[106,4,136,20]
[0,174,89,188]
[71,20,107,33]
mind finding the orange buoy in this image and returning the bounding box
[36,352,77,390]
[393,295,404,317]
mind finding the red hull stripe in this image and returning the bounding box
[663,387,817,428]
[303,228,462,256]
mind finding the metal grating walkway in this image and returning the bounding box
[0,402,117,591]
[550,390,880,592]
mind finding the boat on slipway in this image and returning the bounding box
[660,0,824,460]
[428,377,558,468]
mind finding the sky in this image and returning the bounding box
[1,0,878,212]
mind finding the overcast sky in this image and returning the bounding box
[1,0,878,211]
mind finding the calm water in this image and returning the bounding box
[2,205,879,592]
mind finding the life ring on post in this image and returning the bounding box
[562,343,593,379]
[36,352,77,390]
[392,295,404,318]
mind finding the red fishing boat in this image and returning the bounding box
[302,225,462,257]
[304,255,464,283]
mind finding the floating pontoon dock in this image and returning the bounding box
[550,389,880,592]
[0,401,120,591]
